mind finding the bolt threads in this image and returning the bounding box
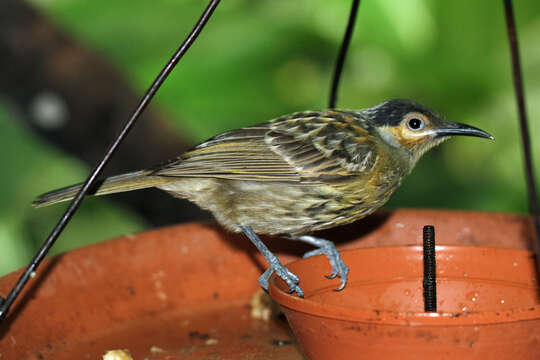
[423,225,437,312]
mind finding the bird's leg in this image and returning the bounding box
[285,235,349,291]
[240,225,304,298]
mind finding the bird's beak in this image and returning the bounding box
[435,121,494,140]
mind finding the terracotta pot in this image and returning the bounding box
[269,245,540,359]
[0,210,536,359]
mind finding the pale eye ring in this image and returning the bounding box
[407,117,425,131]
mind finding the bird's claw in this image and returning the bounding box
[302,240,349,292]
[259,264,304,298]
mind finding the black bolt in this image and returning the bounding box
[423,225,437,312]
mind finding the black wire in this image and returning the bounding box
[328,0,360,109]
[0,0,222,322]
[502,0,540,271]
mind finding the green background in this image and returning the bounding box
[1,0,539,275]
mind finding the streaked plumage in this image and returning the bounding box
[34,99,493,296]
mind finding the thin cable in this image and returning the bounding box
[0,0,222,322]
[328,0,360,109]
[502,0,540,274]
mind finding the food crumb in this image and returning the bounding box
[150,346,165,353]
[205,338,219,345]
[250,289,281,321]
[272,339,293,347]
[102,349,133,360]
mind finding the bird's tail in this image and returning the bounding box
[33,170,174,208]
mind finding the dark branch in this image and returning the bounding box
[0,0,208,226]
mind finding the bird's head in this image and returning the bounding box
[363,99,493,166]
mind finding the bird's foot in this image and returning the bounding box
[240,225,304,298]
[292,235,349,291]
[259,264,304,298]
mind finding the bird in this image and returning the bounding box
[33,99,493,297]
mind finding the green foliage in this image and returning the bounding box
[1,0,539,275]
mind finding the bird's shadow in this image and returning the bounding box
[205,212,391,273]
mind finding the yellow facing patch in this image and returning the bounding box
[390,126,431,151]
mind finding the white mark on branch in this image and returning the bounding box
[29,91,68,130]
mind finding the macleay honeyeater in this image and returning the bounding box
[34,99,493,297]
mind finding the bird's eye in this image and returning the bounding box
[407,118,424,131]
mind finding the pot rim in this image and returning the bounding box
[269,245,540,326]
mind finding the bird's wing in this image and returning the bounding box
[153,111,379,183]
[153,125,300,181]
[266,111,379,182]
